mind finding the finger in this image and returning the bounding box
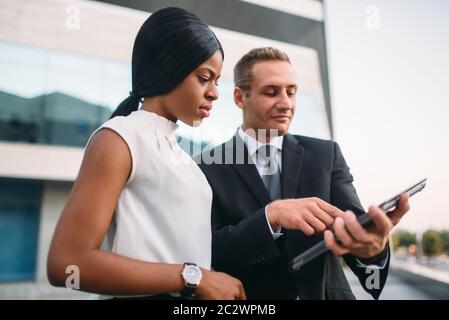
[342,211,370,242]
[333,217,355,247]
[310,206,335,227]
[312,197,344,218]
[368,205,393,234]
[304,213,327,233]
[296,218,316,236]
[388,193,410,225]
[324,230,350,256]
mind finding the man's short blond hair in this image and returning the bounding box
[234,47,291,92]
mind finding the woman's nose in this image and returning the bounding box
[206,84,219,101]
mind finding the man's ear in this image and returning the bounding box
[234,87,246,110]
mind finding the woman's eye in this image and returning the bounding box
[199,76,209,84]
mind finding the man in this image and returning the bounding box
[197,47,410,300]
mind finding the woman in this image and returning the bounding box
[47,7,246,300]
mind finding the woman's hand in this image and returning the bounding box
[196,270,246,300]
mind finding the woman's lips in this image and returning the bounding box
[199,105,212,117]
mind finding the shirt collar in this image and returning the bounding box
[237,126,284,157]
[136,109,179,138]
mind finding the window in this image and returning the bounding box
[0,179,42,282]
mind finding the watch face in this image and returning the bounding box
[182,265,202,285]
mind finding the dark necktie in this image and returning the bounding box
[257,145,282,200]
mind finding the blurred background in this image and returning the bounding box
[0,0,448,299]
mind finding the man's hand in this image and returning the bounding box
[324,194,410,259]
[267,197,344,236]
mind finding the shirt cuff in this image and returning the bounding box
[264,205,283,240]
[355,250,389,269]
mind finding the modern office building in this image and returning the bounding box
[0,0,330,298]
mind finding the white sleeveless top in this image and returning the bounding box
[87,110,212,297]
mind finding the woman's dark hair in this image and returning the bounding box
[110,7,224,119]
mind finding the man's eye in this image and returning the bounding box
[287,91,296,97]
[265,92,276,96]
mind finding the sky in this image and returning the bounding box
[324,0,449,232]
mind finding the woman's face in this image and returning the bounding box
[161,50,223,127]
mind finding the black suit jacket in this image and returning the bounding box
[198,133,389,300]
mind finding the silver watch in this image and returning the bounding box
[180,262,202,298]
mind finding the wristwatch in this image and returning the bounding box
[180,262,202,298]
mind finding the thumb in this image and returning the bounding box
[369,205,393,234]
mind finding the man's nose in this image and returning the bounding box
[277,92,293,110]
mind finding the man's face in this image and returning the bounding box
[235,60,297,138]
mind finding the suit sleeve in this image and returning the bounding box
[330,141,390,300]
[210,200,285,274]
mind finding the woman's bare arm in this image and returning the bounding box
[47,128,188,295]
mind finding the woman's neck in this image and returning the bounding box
[141,97,177,123]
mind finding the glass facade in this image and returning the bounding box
[0,179,42,282]
[0,40,330,154]
[0,41,226,153]
[0,41,128,147]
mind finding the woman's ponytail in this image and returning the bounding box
[109,92,141,119]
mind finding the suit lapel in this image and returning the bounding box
[281,134,305,198]
[226,134,271,207]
